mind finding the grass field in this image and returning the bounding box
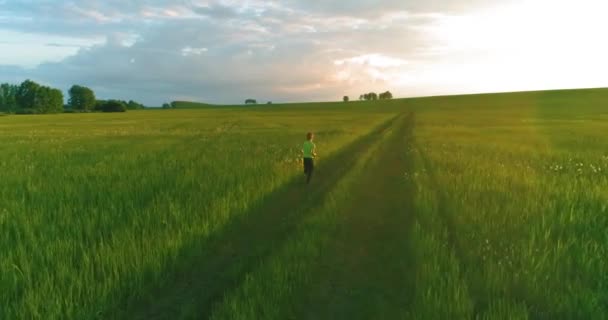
[2,88,607,319]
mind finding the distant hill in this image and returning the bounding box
[170,101,215,109]
[171,87,608,110]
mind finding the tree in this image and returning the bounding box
[16,80,41,110]
[14,80,63,114]
[343,96,349,102]
[245,99,257,105]
[49,88,64,113]
[68,85,96,111]
[162,103,172,109]
[0,83,18,113]
[361,92,378,101]
[34,86,63,114]
[379,91,393,100]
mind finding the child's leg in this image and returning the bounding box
[306,160,314,184]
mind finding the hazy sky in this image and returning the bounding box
[1,0,607,105]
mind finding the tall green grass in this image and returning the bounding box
[3,88,608,319]
[0,108,395,319]
[207,89,608,319]
[407,89,608,318]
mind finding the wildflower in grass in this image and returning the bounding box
[590,164,598,173]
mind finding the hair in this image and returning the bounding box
[306,132,314,140]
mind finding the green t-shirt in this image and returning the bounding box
[303,140,315,158]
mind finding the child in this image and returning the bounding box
[302,132,317,184]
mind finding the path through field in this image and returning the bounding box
[290,113,416,319]
[115,114,413,319]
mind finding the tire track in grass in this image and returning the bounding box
[289,113,417,319]
[415,147,485,315]
[406,144,475,319]
[416,145,525,318]
[112,115,400,320]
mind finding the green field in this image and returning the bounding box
[2,88,607,319]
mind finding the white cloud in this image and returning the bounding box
[334,54,408,68]
[181,46,208,56]
[0,29,103,68]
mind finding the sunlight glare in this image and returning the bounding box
[425,0,608,92]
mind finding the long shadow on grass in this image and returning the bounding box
[111,116,399,320]
[291,113,417,319]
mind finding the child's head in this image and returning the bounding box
[306,132,314,141]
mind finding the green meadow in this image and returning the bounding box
[2,88,607,319]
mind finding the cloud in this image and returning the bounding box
[1,0,606,105]
[181,46,208,56]
[0,0,436,104]
[335,54,408,68]
[191,3,239,19]
[284,0,510,16]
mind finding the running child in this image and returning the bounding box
[302,132,317,184]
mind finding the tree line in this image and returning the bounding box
[244,99,273,105]
[0,80,63,114]
[343,91,394,103]
[359,91,393,101]
[0,79,146,114]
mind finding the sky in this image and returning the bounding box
[1,0,607,105]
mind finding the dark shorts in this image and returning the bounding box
[303,158,314,174]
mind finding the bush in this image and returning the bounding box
[127,100,145,110]
[101,100,127,113]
